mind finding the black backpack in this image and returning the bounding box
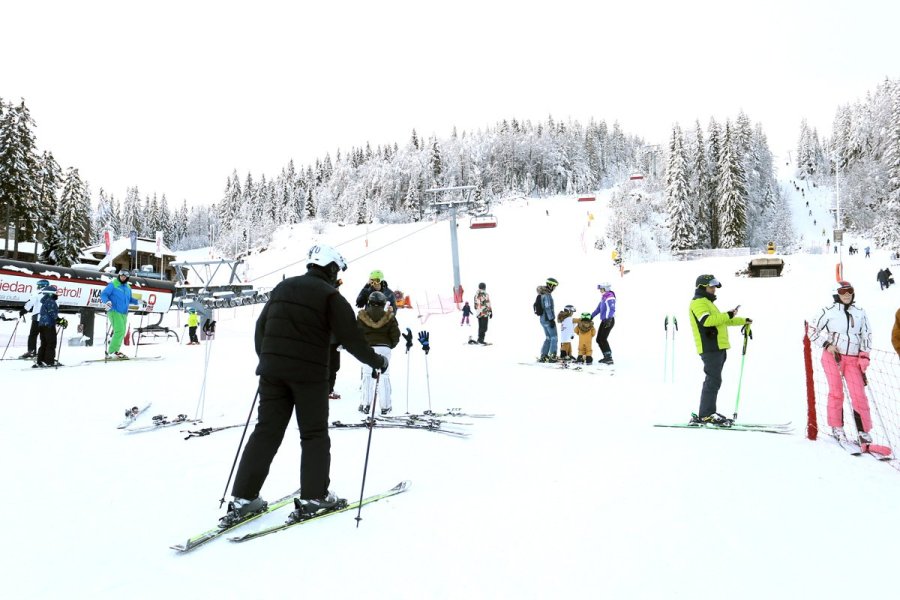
[533,294,543,317]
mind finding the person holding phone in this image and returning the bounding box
[688,274,751,426]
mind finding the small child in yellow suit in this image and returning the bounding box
[573,312,596,364]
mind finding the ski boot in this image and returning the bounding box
[381,407,392,416]
[598,352,614,365]
[219,496,268,528]
[288,491,346,523]
[858,431,873,445]
[19,351,36,359]
[358,404,370,414]
[831,426,848,443]
[701,413,734,427]
[328,391,341,400]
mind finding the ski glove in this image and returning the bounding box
[402,328,413,353]
[418,330,430,354]
[858,351,870,373]
[56,317,68,329]
[371,354,389,378]
[104,301,113,311]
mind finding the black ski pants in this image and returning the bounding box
[596,317,615,356]
[37,325,57,365]
[477,316,489,343]
[27,318,40,353]
[232,377,331,501]
[699,349,727,418]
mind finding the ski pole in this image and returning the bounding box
[418,331,432,412]
[104,317,112,362]
[733,323,752,422]
[405,349,411,415]
[55,324,65,368]
[1,317,20,360]
[663,316,669,382]
[133,310,146,358]
[670,316,678,383]
[219,389,260,509]
[355,372,381,527]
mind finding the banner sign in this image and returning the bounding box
[155,230,163,258]
[0,259,173,313]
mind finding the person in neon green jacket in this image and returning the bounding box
[186,308,200,345]
[688,274,751,426]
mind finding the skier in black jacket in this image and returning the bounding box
[354,269,397,312]
[222,244,388,525]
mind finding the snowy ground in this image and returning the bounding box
[4,160,900,599]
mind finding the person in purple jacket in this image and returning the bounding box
[590,282,616,365]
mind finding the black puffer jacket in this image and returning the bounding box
[255,268,383,381]
[355,280,397,311]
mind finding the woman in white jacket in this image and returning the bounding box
[810,280,873,445]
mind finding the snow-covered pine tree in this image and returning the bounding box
[706,118,722,248]
[0,99,40,258]
[690,121,710,248]
[35,151,63,247]
[56,167,92,267]
[665,125,696,252]
[717,122,748,249]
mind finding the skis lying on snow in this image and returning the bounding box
[125,413,200,433]
[117,403,152,429]
[331,419,469,438]
[171,488,302,553]
[653,422,794,435]
[182,423,248,440]
[422,408,494,418]
[229,481,411,543]
[378,414,473,427]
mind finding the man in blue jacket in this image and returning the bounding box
[100,270,142,359]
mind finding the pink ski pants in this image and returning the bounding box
[820,352,872,431]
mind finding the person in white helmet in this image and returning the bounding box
[222,244,388,526]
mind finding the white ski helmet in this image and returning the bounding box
[597,282,612,292]
[307,244,347,272]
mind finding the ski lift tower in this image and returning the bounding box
[425,185,475,303]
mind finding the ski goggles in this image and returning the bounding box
[837,284,854,295]
[369,278,382,285]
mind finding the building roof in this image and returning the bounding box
[80,236,176,269]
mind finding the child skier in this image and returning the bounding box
[356,291,401,415]
[557,305,576,360]
[187,308,200,344]
[573,313,596,364]
[35,285,61,368]
[461,301,471,326]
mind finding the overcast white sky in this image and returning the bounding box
[3,0,898,207]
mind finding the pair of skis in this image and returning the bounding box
[654,420,793,435]
[125,413,201,433]
[331,418,469,438]
[832,434,893,460]
[171,481,411,553]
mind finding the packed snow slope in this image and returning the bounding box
[3,179,900,600]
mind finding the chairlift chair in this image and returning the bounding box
[469,214,498,229]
